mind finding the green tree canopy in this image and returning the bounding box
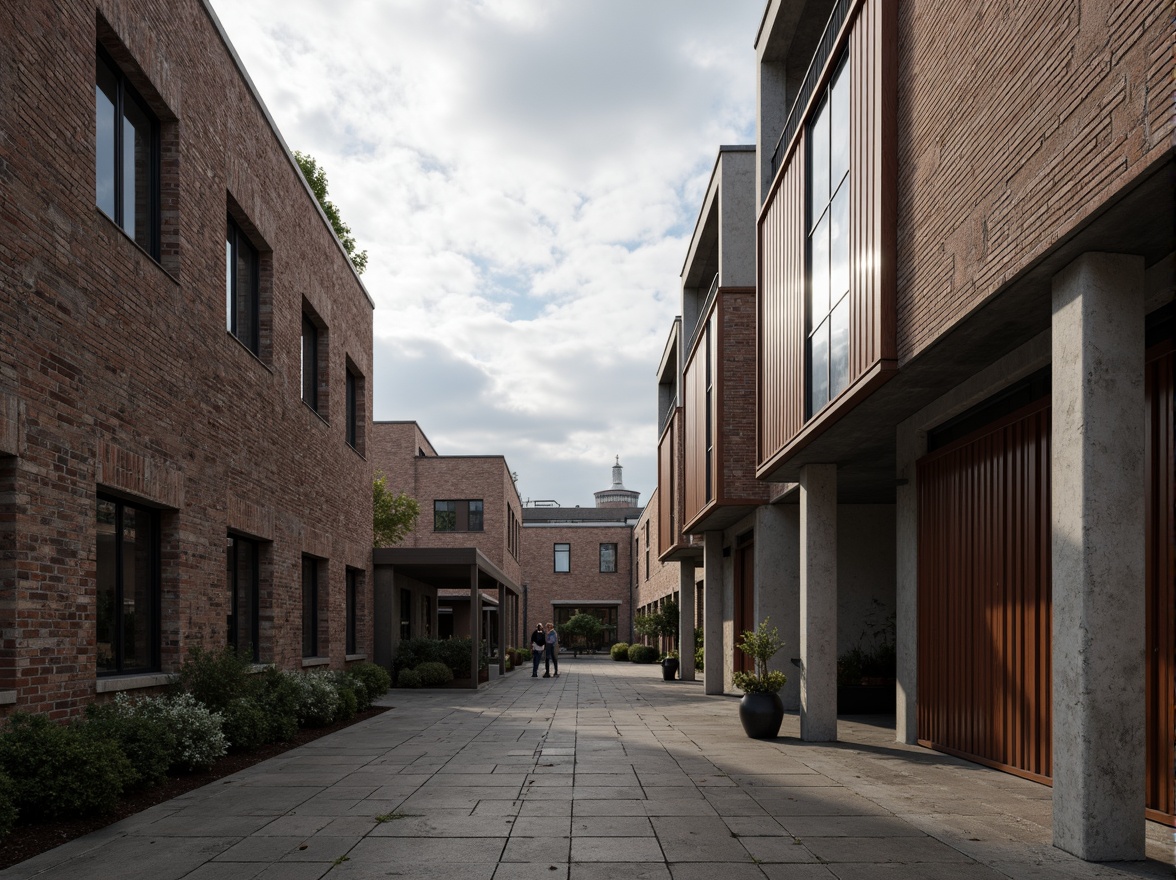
[293,151,368,274]
[373,474,419,548]
[557,613,606,656]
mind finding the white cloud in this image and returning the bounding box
[208,0,761,505]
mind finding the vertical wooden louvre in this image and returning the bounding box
[1145,340,1175,824]
[683,330,708,525]
[917,399,1052,783]
[657,411,679,557]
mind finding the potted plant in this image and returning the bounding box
[660,650,679,681]
[732,619,787,739]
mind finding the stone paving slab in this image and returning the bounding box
[2,656,1173,879]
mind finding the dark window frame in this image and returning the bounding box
[96,494,161,676]
[302,313,319,411]
[433,499,483,532]
[554,542,570,573]
[301,556,319,658]
[95,46,160,259]
[345,568,358,655]
[599,542,618,573]
[346,368,359,449]
[806,51,852,419]
[227,534,260,663]
[226,216,260,354]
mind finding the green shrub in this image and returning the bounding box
[628,645,658,664]
[173,645,253,712]
[392,637,442,676]
[610,642,630,661]
[348,662,391,703]
[435,638,476,678]
[695,647,705,672]
[82,695,176,789]
[133,693,228,772]
[415,661,453,688]
[221,697,269,752]
[288,670,341,727]
[334,684,358,722]
[397,668,422,688]
[0,772,17,840]
[346,674,371,712]
[253,666,301,743]
[0,713,132,820]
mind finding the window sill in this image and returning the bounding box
[302,399,330,426]
[226,330,274,373]
[95,672,173,693]
[0,691,15,706]
[96,206,179,284]
[301,657,331,668]
[345,654,367,662]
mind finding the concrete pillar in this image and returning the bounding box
[1051,252,1146,861]
[755,503,801,711]
[703,531,725,694]
[469,565,481,686]
[800,464,837,742]
[679,558,697,681]
[894,421,923,744]
[372,566,393,669]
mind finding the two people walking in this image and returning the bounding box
[530,622,559,678]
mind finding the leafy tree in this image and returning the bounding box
[557,613,605,656]
[293,150,368,274]
[373,474,419,548]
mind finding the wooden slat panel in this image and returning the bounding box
[1145,341,1175,824]
[917,398,1052,782]
[683,335,707,525]
[657,413,677,557]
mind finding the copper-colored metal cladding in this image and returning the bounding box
[1145,340,1174,824]
[756,0,898,477]
[657,411,679,557]
[683,312,714,524]
[917,398,1053,784]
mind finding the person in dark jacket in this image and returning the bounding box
[530,623,545,677]
[544,622,559,678]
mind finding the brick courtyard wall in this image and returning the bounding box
[0,0,374,718]
[895,0,1173,363]
[521,520,634,645]
[635,500,681,623]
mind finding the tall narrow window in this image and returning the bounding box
[599,543,617,573]
[227,535,259,662]
[468,500,484,531]
[301,314,319,411]
[346,368,359,449]
[345,569,358,655]
[95,50,159,258]
[301,557,318,658]
[554,543,570,573]
[644,522,650,581]
[399,588,412,640]
[434,500,456,531]
[226,218,260,354]
[807,54,851,416]
[96,495,160,675]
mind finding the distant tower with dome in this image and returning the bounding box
[594,456,641,509]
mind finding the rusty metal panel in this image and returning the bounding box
[1145,341,1174,824]
[683,332,708,525]
[917,398,1052,783]
[757,138,806,466]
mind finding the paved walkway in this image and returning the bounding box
[5,656,1172,879]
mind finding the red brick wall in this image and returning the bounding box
[635,501,680,618]
[719,289,771,502]
[895,0,1173,362]
[0,0,374,718]
[521,521,634,642]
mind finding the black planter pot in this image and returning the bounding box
[738,692,784,739]
[661,658,679,681]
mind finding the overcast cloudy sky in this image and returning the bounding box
[208,0,762,507]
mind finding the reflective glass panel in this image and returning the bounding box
[810,97,830,212]
[95,59,118,219]
[830,295,850,399]
[810,316,830,411]
[810,212,829,324]
[829,182,849,301]
[96,498,117,674]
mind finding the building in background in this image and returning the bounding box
[520,463,641,647]
[0,0,374,718]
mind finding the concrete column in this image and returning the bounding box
[372,566,393,669]
[1051,252,1146,861]
[894,421,923,744]
[469,565,481,686]
[703,531,725,694]
[755,503,801,711]
[679,559,697,681]
[800,464,837,742]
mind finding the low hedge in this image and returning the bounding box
[627,645,659,664]
[610,642,630,661]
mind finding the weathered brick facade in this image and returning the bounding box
[0,0,374,718]
[634,498,680,619]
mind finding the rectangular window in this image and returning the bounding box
[226,217,260,354]
[807,53,851,416]
[96,495,160,675]
[301,557,318,658]
[346,368,358,449]
[554,543,570,573]
[345,568,358,655]
[644,522,651,581]
[433,500,483,531]
[599,543,617,573]
[227,535,259,662]
[399,588,412,640]
[302,314,319,411]
[95,50,159,258]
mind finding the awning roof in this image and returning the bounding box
[372,546,522,597]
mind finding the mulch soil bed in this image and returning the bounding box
[0,705,390,871]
